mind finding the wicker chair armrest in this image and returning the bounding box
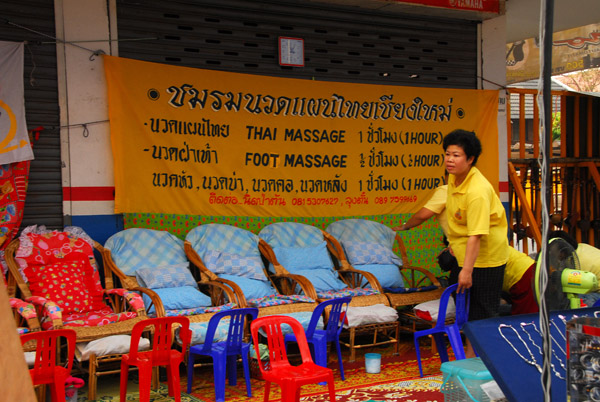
[25,295,63,329]
[268,273,318,300]
[286,274,318,300]
[105,288,146,315]
[399,264,442,288]
[9,298,41,332]
[337,266,384,292]
[127,286,165,317]
[201,279,242,308]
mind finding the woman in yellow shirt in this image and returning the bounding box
[444,129,509,357]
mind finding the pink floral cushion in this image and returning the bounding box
[41,306,138,329]
[21,232,107,314]
[20,231,95,266]
[19,230,142,328]
[9,297,37,320]
[25,259,106,314]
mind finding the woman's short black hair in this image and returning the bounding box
[443,129,482,165]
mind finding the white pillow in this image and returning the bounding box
[76,334,150,362]
[343,304,398,328]
[413,297,456,322]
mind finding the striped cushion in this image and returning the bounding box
[104,228,187,276]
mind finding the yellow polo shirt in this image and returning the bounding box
[446,167,509,268]
[576,243,600,282]
[424,184,449,236]
[503,247,535,292]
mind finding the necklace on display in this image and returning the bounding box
[550,319,567,341]
[522,321,567,358]
[558,314,580,326]
[498,323,542,374]
[520,322,566,379]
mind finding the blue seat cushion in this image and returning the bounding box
[219,274,278,300]
[293,268,347,293]
[353,263,404,289]
[142,286,212,314]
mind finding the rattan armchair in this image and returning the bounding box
[102,228,239,322]
[258,222,399,362]
[325,219,445,337]
[4,227,153,400]
[184,223,318,318]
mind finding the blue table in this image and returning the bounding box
[463,307,600,402]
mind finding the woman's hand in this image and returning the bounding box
[458,235,481,293]
[457,269,473,293]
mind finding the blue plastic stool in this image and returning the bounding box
[284,296,351,380]
[413,283,470,377]
[187,308,258,402]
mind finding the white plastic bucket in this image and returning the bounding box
[365,353,381,374]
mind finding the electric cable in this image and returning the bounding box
[537,0,555,400]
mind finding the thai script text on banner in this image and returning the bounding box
[104,55,499,217]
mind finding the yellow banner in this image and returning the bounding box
[104,55,499,217]
[507,23,600,84]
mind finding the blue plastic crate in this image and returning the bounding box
[441,358,494,402]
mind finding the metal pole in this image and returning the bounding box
[540,0,555,400]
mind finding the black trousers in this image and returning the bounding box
[449,264,506,321]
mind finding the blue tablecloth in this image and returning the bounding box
[463,307,600,402]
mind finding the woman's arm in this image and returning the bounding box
[458,234,481,293]
[393,207,436,231]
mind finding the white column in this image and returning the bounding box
[481,15,509,203]
[54,0,117,217]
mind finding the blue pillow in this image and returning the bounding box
[353,264,405,288]
[342,241,402,266]
[143,286,211,314]
[136,263,197,289]
[273,241,334,274]
[294,268,347,293]
[204,250,268,281]
[187,320,231,345]
[219,274,277,300]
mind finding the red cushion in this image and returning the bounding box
[25,259,106,314]
[414,309,434,321]
[21,232,107,313]
[23,231,95,265]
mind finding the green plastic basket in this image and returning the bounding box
[440,358,494,402]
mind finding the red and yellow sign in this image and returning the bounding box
[104,55,499,217]
[507,23,600,84]
[389,0,499,13]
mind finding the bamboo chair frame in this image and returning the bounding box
[258,227,399,362]
[185,238,319,317]
[4,237,152,401]
[326,231,445,309]
[325,229,446,350]
[101,247,239,321]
